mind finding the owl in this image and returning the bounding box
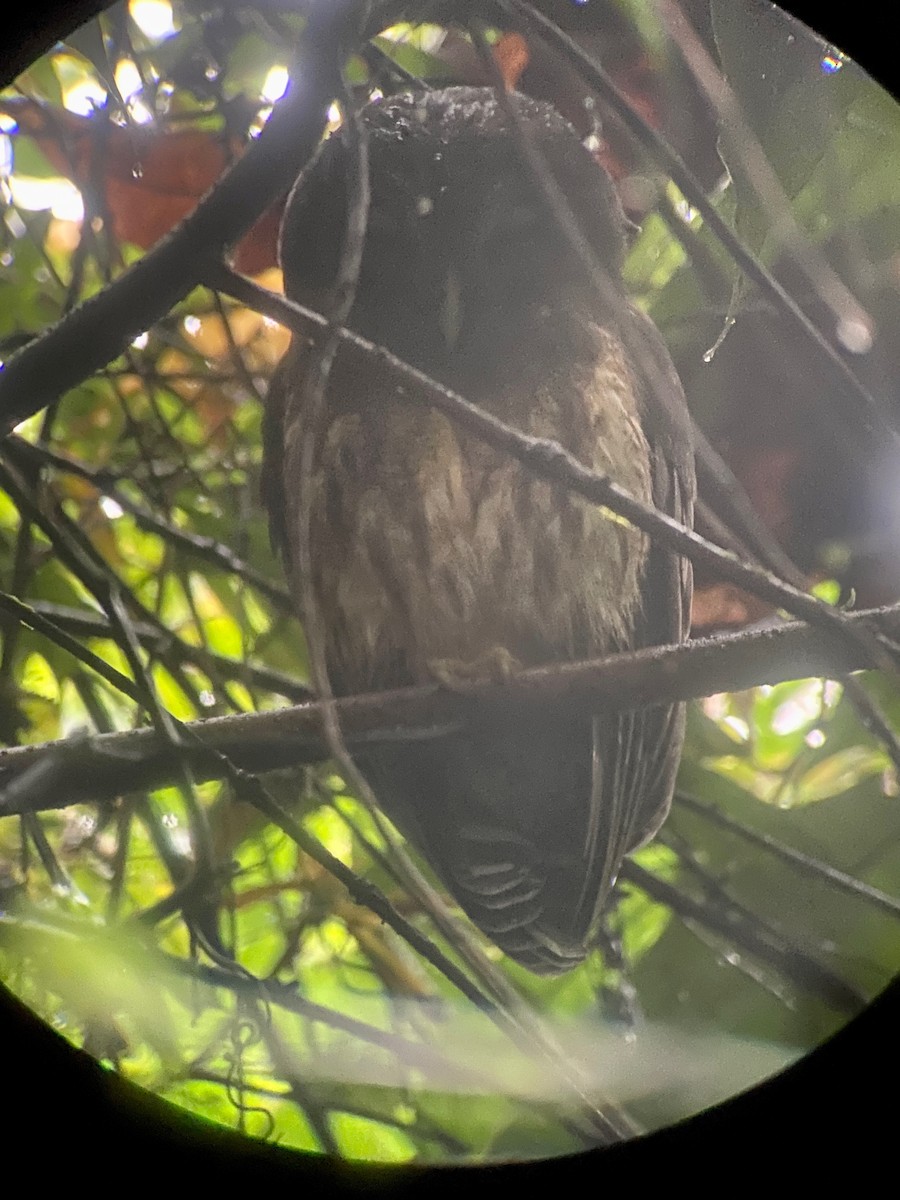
[263,87,694,974]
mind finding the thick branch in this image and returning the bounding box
[4,1,109,89]
[0,2,367,433]
[2,604,896,816]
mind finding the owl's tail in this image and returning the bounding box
[363,702,672,976]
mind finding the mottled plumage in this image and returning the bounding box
[263,87,694,974]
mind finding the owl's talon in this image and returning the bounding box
[427,647,522,691]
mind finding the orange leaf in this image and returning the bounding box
[494,33,530,91]
[3,97,281,271]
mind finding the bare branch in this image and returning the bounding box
[0,2,363,432]
[674,791,900,921]
[494,0,899,456]
[206,265,898,680]
[2,604,896,815]
[623,860,865,1017]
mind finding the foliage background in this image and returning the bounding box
[1,0,899,1164]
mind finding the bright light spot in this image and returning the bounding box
[674,195,699,223]
[723,715,749,741]
[0,135,12,178]
[52,184,85,222]
[199,690,215,707]
[12,414,43,437]
[772,680,822,735]
[702,693,729,720]
[379,23,445,53]
[63,76,107,116]
[327,102,342,131]
[836,316,873,355]
[128,99,155,126]
[261,65,289,103]
[183,314,201,335]
[99,496,124,519]
[162,811,179,828]
[823,680,843,707]
[132,331,149,349]
[46,217,82,255]
[9,176,84,222]
[805,728,826,748]
[115,59,143,102]
[73,812,98,837]
[115,60,155,125]
[129,0,176,41]
[821,53,844,74]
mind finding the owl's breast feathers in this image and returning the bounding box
[263,87,694,974]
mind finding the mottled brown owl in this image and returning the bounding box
[263,87,694,975]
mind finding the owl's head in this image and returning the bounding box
[278,86,629,387]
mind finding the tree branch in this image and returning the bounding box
[2,603,896,815]
[494,0,899,455]
[207,266,898,681]
[622,860,865,1018]
[11,437,294,613]
[0,1,367,433]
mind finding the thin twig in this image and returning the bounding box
[674,791,900,920]
[10,438,294,612]
[204,264,899,682]
[659,0,874,360]
[22,599,310,701]
[493,0,899,454]
[622,859,866,1017]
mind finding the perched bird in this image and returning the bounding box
[263,87,694,975]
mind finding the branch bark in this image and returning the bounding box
[2,604,896,815]
[0,1,367,433]
[208,266,897,680]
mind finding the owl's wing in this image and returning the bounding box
[364,705,605,975]
[576,307,695,940]
[365,313,693,976]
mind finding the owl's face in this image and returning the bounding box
[278,88,629,392]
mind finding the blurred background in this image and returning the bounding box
[1,0,899,1163]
